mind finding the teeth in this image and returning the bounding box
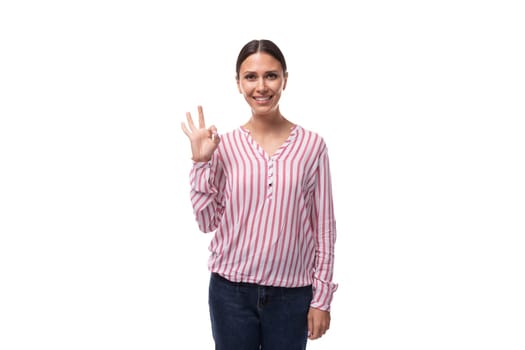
[254,96,271,101]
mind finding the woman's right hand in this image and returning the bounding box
[181,105,220,162]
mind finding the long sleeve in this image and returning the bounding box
[309,145,338,311]
[189,155,226,233]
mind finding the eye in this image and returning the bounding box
[266,72,278,80]
[244,73,257,81]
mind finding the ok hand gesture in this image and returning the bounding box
[181,106,220,162]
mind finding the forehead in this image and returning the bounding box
[239,52,282,72]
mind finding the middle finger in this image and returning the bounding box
[198,105,205,129]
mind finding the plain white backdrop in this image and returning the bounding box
[1,0,524,349]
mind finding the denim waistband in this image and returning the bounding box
[211,272,311,291]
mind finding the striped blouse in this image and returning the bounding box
[189,125,338,311]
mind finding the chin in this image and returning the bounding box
[252,105,273,113]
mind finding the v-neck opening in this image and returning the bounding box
[240,125,299,159]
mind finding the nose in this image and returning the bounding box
[256,77,267,91]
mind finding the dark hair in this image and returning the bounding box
[235,39,287,80]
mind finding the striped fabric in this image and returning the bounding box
[189,125,338,311]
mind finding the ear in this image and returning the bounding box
[283,72,288,90]
[236,76,242,94]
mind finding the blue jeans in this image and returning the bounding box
[209,273,313,350]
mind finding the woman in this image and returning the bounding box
[181,39,338,350]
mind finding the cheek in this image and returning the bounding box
[239,83,253,95]
[271,79,285,90]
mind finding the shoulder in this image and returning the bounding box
[217,127,244,144]
[294,125,328,151]
[215,127,247,154]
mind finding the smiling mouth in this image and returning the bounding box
[253,96,272,102]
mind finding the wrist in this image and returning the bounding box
[191,156,211,163]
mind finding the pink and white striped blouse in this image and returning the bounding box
[189,125,338,311]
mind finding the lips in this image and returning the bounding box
[253,96,272,102]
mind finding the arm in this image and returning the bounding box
[308,144,338,339]
[182,106,224,232]
[189,157,226,233]
[310,146,338,310]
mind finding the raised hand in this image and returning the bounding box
[181,105,220,162]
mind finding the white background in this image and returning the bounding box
[1,0,524,349]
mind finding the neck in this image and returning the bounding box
[245,110,290,133]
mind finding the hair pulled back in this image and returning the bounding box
[235,39,287,80]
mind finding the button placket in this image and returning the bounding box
[267,158,275,199]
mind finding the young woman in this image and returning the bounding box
[181,39,338,350]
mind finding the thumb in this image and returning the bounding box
[210,125,220,144]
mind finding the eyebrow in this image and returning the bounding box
[242,70,280,75]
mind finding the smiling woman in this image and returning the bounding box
[235,43,293,157]
[181,39,339,350]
